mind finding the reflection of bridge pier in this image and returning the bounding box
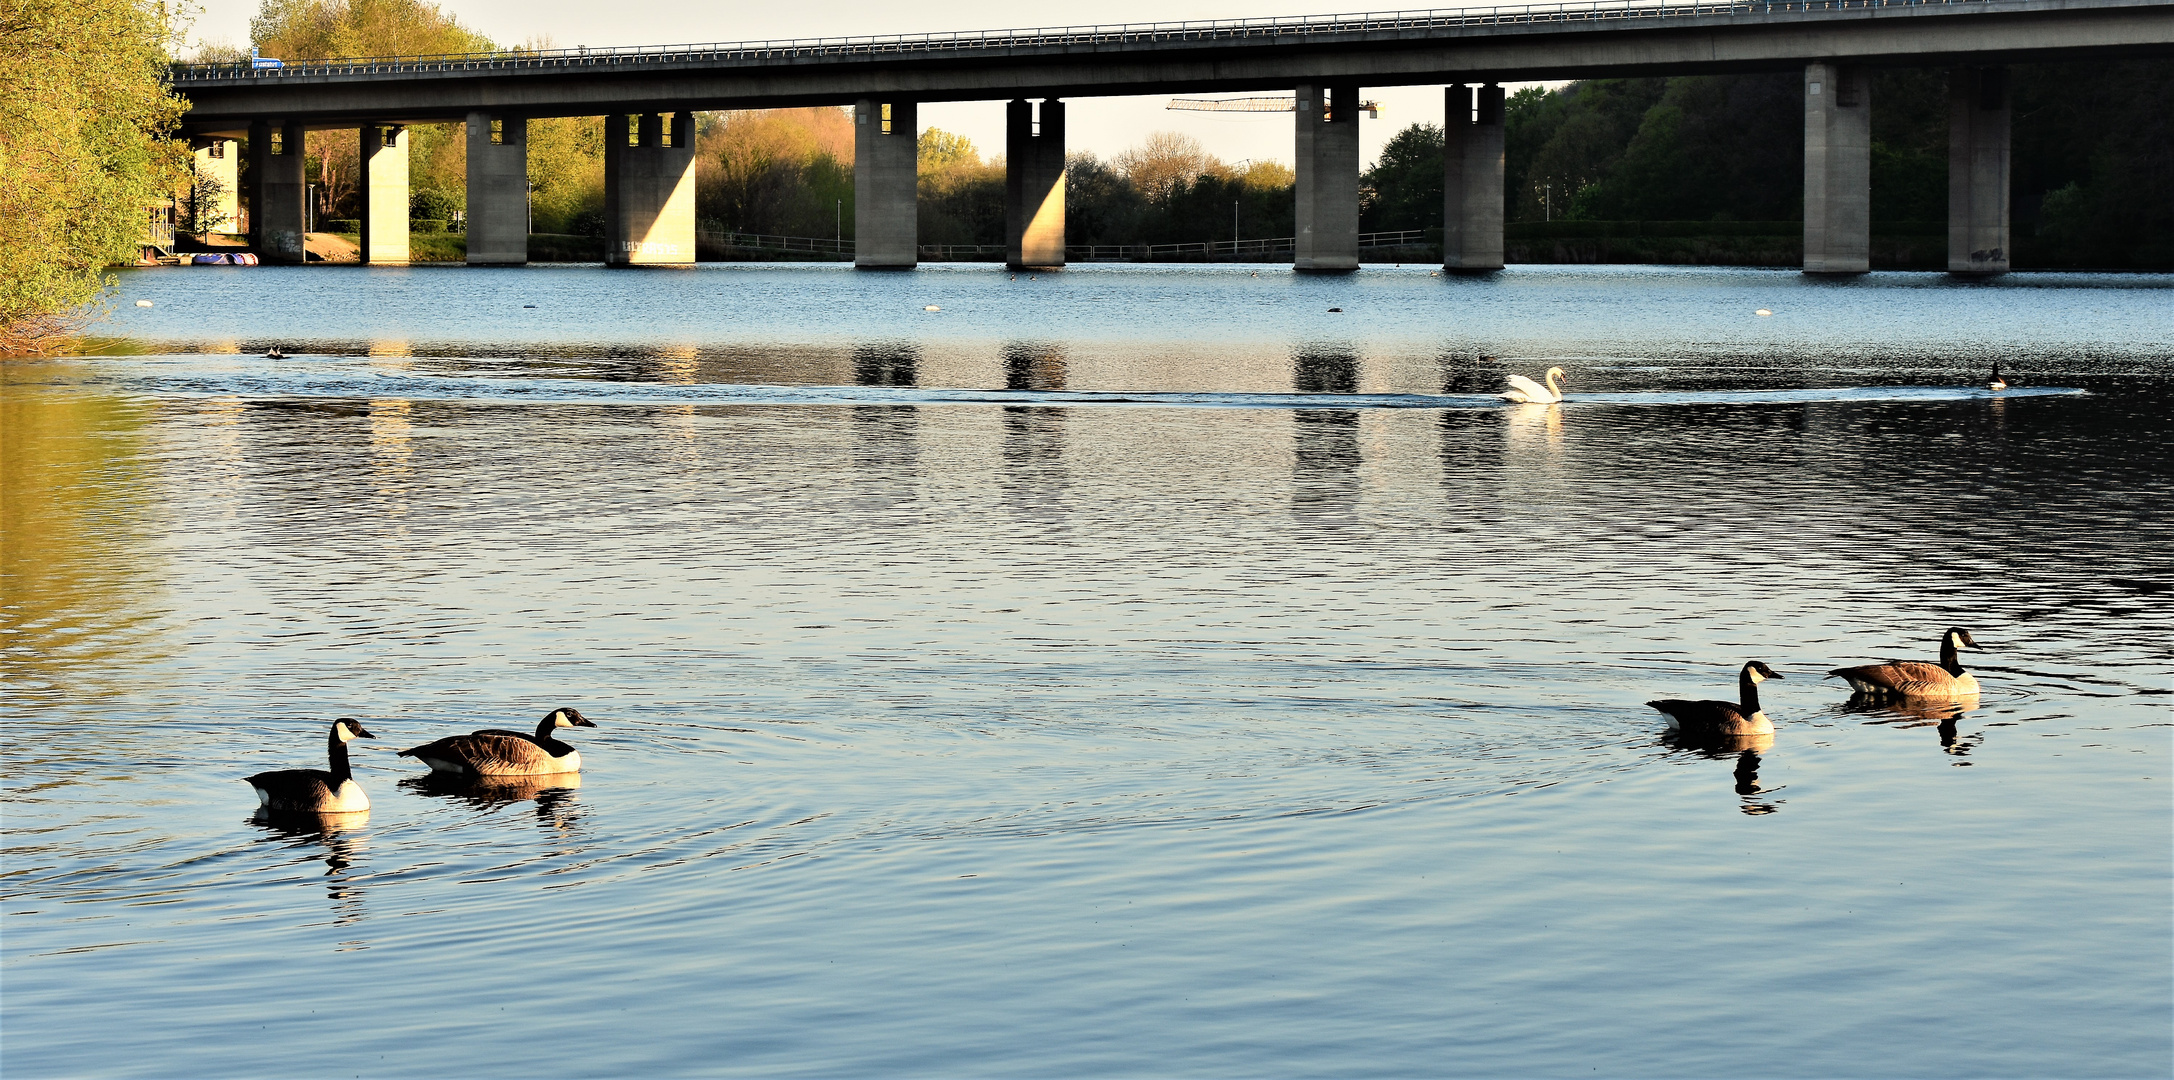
[1292,349,1361,514]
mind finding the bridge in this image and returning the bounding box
[170,0,2174,274]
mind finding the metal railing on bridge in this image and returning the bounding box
[170,0,2012,80]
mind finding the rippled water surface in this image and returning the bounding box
[5,265,2170,1077]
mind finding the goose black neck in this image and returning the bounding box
[1939,637,1964,676]
[1738,669,1763,715]
[533,717,556,742]
[325,731,352,783]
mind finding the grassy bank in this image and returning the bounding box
[322,233,604,262]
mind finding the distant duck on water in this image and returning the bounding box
[1648,661,1782,737]
[1500,367,1566,404]
[398,707,597,777]
[245,718,375,813]
[1988,364,2008,390]
[264,347,285,359]
[1830,627,1982,699]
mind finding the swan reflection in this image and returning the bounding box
[247,809,372,929]
[402,771,586,830]
[1663,731,1783,815]
[1844,693,1984,757]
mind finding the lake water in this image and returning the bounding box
[5,264,2170,1077]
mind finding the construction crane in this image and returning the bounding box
[1167,96,1382,119]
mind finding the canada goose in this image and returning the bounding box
[1500,367,1566,404]
[1988,364,2008,391]
[245,718,376,813]
[1829,627,1982,698]
[1648,661,1782,737]
[398,707,596,776]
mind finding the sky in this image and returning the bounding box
[183,0,1559,170]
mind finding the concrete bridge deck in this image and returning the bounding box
[171,0,2174,130]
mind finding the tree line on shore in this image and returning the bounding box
[4,0,2167,349]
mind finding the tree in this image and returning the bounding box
[179,165,233,234]
[695,108,855,238]
[1,0,188,353]
[1362,123,1443,232]
[250,0,495,226]
[916,128,1002,245]
[1116,131,1210,203]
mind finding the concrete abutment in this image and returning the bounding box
[246,120,307,264]
[606,111,698,267]
[1006,99,1066,270]
[466,112,528,265]
[1948,66,2012,275]
[1443,82,1506,272]
[1803,62,1871,274]
[856,99,918,269]
[360,125,409,266]
[1295,83,1361,273]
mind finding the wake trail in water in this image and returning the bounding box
[76,359,2087,410]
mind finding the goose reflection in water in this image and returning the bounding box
[1844,694,1985,759]
[247,810,372,929]
[1663,731,1784,816]
[402,771,586,830]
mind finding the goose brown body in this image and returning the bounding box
[246,719,375,813]
[1648,662,1781,737]
[1830,628,1981,698]
[399,708,595,776]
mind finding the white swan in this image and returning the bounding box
[1500,367,1566,404]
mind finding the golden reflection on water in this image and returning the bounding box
[368,398,415,524]
[0,370,169,696]
[654,344,699,385]
[367,338,413,368]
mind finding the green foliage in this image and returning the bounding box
[252,0,493,225]
[1489,61,2169,265]
[695,108,855,239]
[178,164,234,234]
[2013,60,2174,267]
[408,188,459,223]
[1361,123,1442,232]
[917,128,1002,245]
[526,116,603,235]
[251,0,493,61]
[0,0,188,351]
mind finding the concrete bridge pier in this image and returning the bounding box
[1802,62,1871,274]
[855,99,918,269]
[246,120,307,264]
[360,125,408,266]
[1006,99,1066,269]
[606,112,698,267]
[465,111,528,265]
[1443,82,1506,272]
[1294,83,1361,273]
[1949,66,2011,275]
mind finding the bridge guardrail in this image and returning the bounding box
[170,0,2013,80]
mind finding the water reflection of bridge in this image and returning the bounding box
[169,0,2171,274]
